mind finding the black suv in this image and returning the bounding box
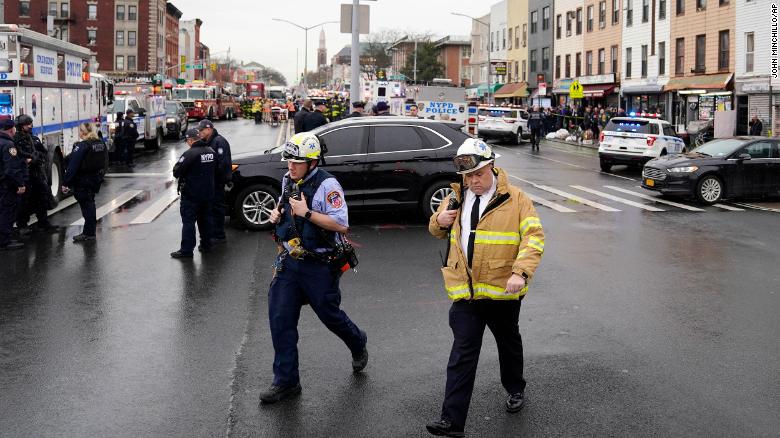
[228,117,469,230]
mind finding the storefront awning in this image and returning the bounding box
[466,82,504,97]
[621,84,664,94]
[494,82,529,98]
[663,73,733,92]
[582,84,615,97]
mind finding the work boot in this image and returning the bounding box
[259,383,302,404]
[0,241,25,251]
[170,250,193,259]
[425,419,464,437]
[506,392,525,413]
[72,234,96,243]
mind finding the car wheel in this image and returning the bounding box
[515,129,523,145]
[599,159,611,172]
[422,180,455,218]
[696,175,723,205]
[181,120,188,138]
[144,131,162,150]
[50,152,64,201]
[235,184,280,231]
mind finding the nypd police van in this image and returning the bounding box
[598,113,685,172]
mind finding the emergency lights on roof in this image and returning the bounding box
[629,112,661,118]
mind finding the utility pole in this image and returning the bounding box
[273,18,338,97]
[350,0,360,106]
[413,40,418,82]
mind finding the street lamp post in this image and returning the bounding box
[452,12,491,105]
[272,18,338,96]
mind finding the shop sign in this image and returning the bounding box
[577,74,615,85]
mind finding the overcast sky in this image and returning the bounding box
[179,0,491,84]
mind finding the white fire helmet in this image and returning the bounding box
[282,132,321,163]
[453,138,495,174]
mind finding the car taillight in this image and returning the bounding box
[599,131,605,143]
[646,136,656,147]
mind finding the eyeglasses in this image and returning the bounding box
[453,154,484,173]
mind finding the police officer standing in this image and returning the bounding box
[260,132,368,404]
[112,111,124,164]
[528,105,543,152]
[344,101,365,118]
[171,129,216,259]
[120,109,138,168]
[0,119,27,251]
[293,99,312,133]
[426,139,545,437]
[14,114,54,232]
[62,123,107,243]
[197,119,231,245]
[302,101,329,132]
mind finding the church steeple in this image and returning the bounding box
[317,28,327,68]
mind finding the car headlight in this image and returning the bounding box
[166,117,176,123]
[668,166,699,173]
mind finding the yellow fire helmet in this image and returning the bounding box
[282,132,321,163]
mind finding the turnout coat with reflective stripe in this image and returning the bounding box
[429,167,545,301]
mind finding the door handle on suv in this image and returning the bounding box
[412,155,431,160]
[341,160,361,165]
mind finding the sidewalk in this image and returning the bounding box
[543,136,600,150]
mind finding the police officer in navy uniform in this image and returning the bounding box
[120,109,138,168]
[197,119,231,246]
[170,128,216,259]
[0,119,27,251]
[14,114,54,233]
[344,101,365,118]
[528,105,543,152]
[260,132,368,404]
[63,122,107,243]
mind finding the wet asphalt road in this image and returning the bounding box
[1,118,778,438]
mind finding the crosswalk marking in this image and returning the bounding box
[571,185,665,211]
[71,190,143,226]
[525,192,577,213]
[29,196,78,225]
[733,202,780,213]
[603,186,706,211]
[129,190,180,224]
[713,203,745,211]
[510,175,621,212]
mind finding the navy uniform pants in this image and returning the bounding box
[441,299,526,430]
[268,255,366,387]
[0,187,20,246]
[179,197,212,253]
[17,175,50,227]
[74,187,97,236]
[210,185,226,240]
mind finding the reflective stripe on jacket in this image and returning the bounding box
[428,167,545,301]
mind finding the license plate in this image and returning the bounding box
[645,179,655,187]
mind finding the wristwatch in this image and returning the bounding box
[304,210,313,220]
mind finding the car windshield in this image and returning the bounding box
[165,102,179,114]
[605,119,657,134]
[108,100,126,114]
[692,139,748,157]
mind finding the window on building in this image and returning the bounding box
[116,31,124,46]
[87,29,96,45]
[641,45,648,77]
[565,54,571,78]
[695,34,705,72]
[543,6,550,30]
[128,5,137,20]
[576,52,582,76]
[522,60,526,81]
[88,4,97,19]
[598,48,605,74]
[515,61,520,81]
[543,47,550,71]
[515,26,520,47]
[566,11,572,36]
[522,24,527,47]
[658,41,666,75]
[576,8,583,34]
[60,2,69,18]
[508,28,513,50]
[586,51,593,75]
[556,55,561,78]
[718,30,729,70]
[19,1,31,17]
[625,47,632,78]
[675,37,685,75]
[462,45,471,58]
[531,11,538,33]
[530,50,537,72]
[503,28,506,49]
[696,0,706,10]
[587,6,594,32]
[612,0,620,24]
[719,0,728,5]
[49,2,57,17]
[611,45,618,74]
[116,55,125,71]
[643,0,650,22]
[128,31,136,47]
[659,0,666,19]
[745,32,754,73]
[599,1,606,28]
[626,0,633,26]
[556,14,562,39]
[676,0,685,15]
[128,55,136,71]
[116,5,125,20]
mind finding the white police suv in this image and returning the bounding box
[477,106,530,145]
[598,113,686,172]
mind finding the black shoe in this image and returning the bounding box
[170,250,193,259]
[352,347,369,373]
[0,241,25,251]
[73,234,96,243]
[210,237,227,246]
[259,383,302,404]
[425,419,464,437]
[506,392,524,413]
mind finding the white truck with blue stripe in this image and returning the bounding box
[0,25,113,199]
[107,92,167,151]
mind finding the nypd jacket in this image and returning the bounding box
[63,139,106,189]
[173,142,216,202]
[203,129,232,185]
[0,131,27,189]
[13,130,47,178]
[428,167,545,301]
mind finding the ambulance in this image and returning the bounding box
[0,24,113,200]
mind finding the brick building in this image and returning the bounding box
[434,36,471,87]
[164,2,181,75]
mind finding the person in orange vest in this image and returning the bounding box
[263,100,272,123]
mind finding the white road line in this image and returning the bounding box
[494,145,638,181]
[71,190,143,226]
[104,173,170,178]
[733,202,780,213]
[603,186,706,212]
[713,203,745,211]
[525,192,577,213]
[571,185,665,211]
[509,175,621,211]
[129,190,180,224]
[28,196,78,225]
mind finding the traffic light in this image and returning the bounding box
[210,63,217,72]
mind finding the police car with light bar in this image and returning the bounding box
[477,106,530,145]
[598,112,685,172]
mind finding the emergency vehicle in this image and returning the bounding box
[108,90,167,151]
[411,85,468,124]
[172,82,239,120]
[598,112,686,172]
[0,25,113,200]
[476,105,531,144]
[244,82,265,99]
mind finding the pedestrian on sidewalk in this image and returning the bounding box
[63,123,107,243]
[426,139,545,437]
[0,119,27,251]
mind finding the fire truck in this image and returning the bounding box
[0,24,113,200]
[244,82,265,99]
[172,81,240,120]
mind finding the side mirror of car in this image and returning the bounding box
[738,153,752,161]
